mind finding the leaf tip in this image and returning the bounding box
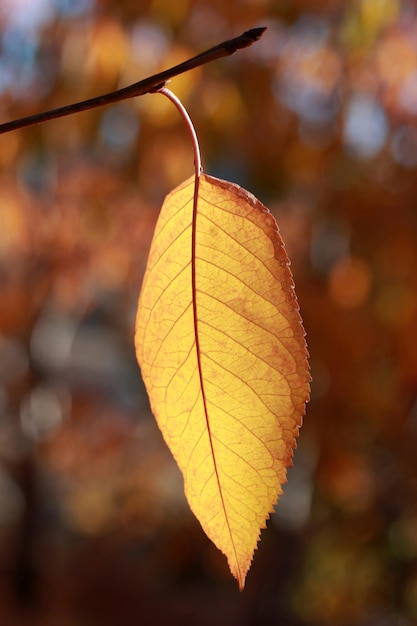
[231,562,249,592]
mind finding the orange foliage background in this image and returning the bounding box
[0,0,417,624]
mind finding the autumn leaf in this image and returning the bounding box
[135,173,310,589]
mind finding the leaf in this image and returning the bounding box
[135,174,310,589]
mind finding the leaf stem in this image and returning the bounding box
[157,87,202,178]
[0,27,266,136]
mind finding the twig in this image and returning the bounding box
[0,27,266,136]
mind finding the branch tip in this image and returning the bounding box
[242,27,267,43]
[225,27,267,54]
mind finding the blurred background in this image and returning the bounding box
[0,0,417,624]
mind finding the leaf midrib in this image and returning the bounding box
[191,175,242,582]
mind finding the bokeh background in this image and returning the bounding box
[1,0,417,624]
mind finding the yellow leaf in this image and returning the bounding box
[135,174,310,588]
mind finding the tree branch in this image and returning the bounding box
[0,27,266,136]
